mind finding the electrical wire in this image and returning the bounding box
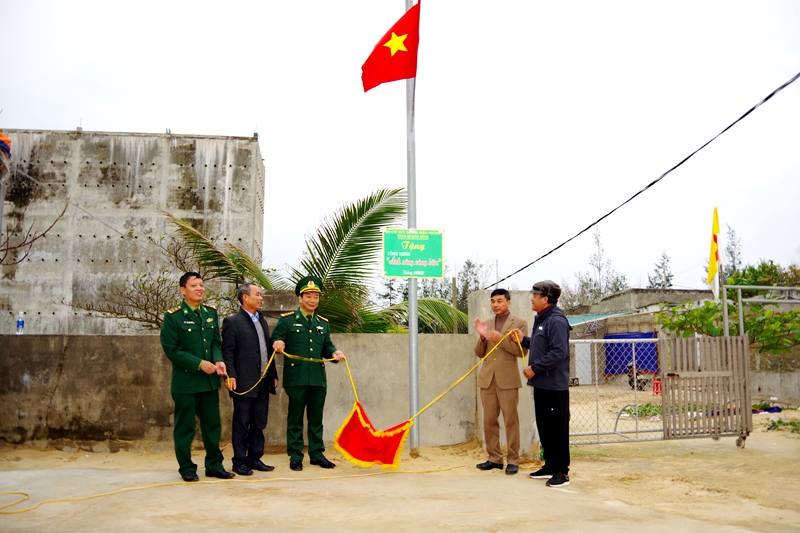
[484,69,800,289]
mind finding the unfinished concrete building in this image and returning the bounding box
[0,129,265,334]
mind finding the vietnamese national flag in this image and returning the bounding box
[334,402,413,469]
[707,207,721,301]
[361,2,420,92]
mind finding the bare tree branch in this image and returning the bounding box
[0,203,68,265]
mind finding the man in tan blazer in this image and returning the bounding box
[474,289,529,475]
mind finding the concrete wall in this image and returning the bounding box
[605,312,657,335]
[0,333,476,450]
[0,129,265,335]
[752,371,800,404]
[588,288,712,314]
[750,345,800,401]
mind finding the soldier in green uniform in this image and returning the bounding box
[271,275,345,471]
[160,271,235,482]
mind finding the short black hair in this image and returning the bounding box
[236,282,257,304]
[490,288,511,301]
[179,271,202,287]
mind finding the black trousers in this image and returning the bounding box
[533,387,570,475]
[231,381,270,468]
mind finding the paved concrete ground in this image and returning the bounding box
[0,459,755,533]
[5,415,800,533]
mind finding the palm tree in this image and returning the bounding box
[164,211,284,290]
[167,188,467,333]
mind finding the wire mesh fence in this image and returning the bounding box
[569,338,663,444]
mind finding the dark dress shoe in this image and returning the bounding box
[206,469,236,479]
[290,460,303,471]
[476,461,503,471]
[505,464,519,475]
[234,464,253,476]
[181,471,199,482]
[248,460,275,472]
[310,457,336,469]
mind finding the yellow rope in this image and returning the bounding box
[224,350,278,396]
[0,466,462,514]
[343,358,359,404]
[224,350,343,396]
[409,329,526,422]
[0,334,529,514]
[282,352,337,363]
[272,332,526,422]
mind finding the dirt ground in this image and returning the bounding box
[1,410,798,532]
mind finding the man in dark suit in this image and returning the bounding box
[160,271,235,482]
[222,283,279,476]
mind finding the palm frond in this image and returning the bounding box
[318,284,369,333]
[298,188,406,287]
[163,212,241,283]
[226,244,275,290]
[383,298,468,333]
[357,305,400,333]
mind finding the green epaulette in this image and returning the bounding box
[167,306,182,314]
[203,304,216,311]
[317,315,329,323]
[281,311,294,317]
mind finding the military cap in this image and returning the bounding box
[532,280,561,301]
[295,275,324,296]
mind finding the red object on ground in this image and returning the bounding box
[334,402,413,469]
[652,379,662,396]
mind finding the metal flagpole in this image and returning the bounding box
[405,0,420,452]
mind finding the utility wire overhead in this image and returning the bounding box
[485,70,800,290]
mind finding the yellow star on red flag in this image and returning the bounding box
[361,2,421,92]
[383,32,408,56]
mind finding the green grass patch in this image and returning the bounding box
[618,402,663,417]
[767,418,800,433]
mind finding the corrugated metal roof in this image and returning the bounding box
[566,310,634,326]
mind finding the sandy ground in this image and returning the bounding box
[1,410,798,533]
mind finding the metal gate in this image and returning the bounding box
[568,336,752,446]
[660,335,752,447]
[569,339,664,444]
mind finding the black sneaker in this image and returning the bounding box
[529,467,554,479]
[546,473,570,487]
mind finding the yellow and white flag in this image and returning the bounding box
[707,207,721,301]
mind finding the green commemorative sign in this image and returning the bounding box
[383,228,444,278]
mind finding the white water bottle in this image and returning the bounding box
[16,312,24,334]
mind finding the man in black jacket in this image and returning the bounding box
[222,283,279,476]
[513,280,573,488]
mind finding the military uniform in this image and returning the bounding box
[160,300,225,475]
[271,277,338,463]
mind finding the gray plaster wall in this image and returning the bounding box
[752,371,800,404]
[0,333,476,449]
[588,288,712,314]
[0,129,265,335]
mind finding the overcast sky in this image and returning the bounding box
[3,0,799,294]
